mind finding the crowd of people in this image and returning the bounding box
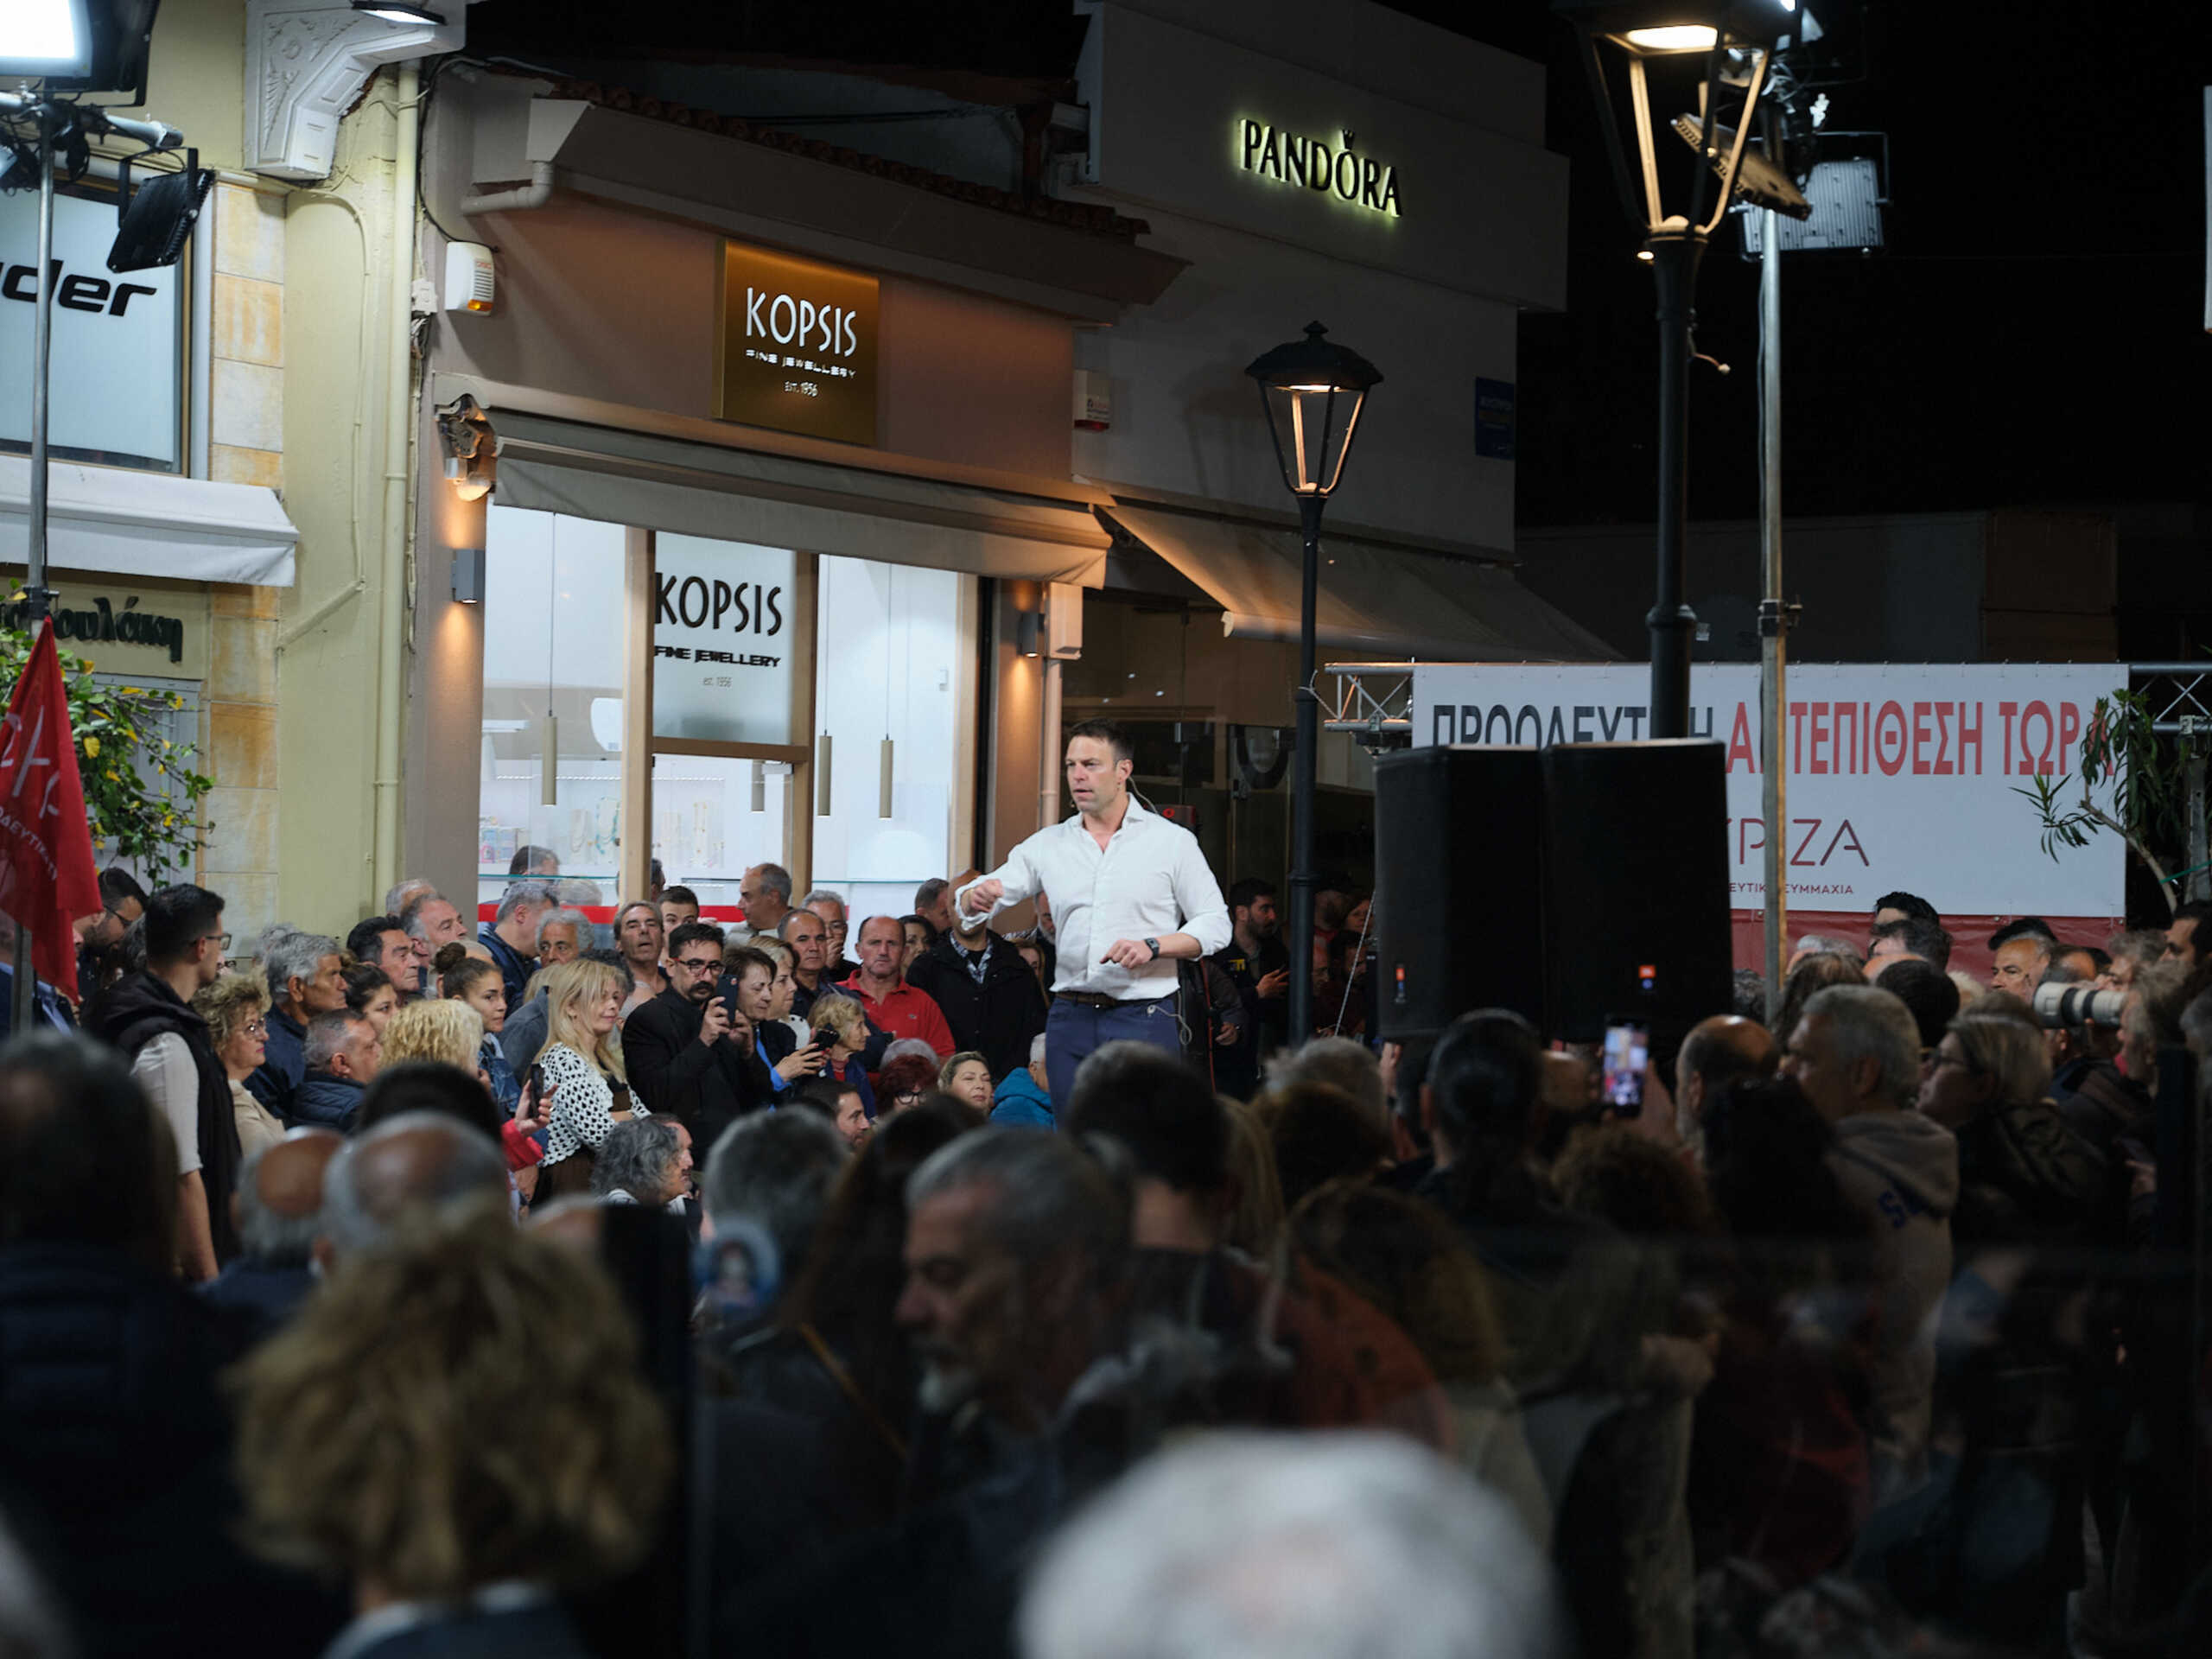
[4,739,2212,1655]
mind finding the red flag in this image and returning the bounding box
[0,621,103,999]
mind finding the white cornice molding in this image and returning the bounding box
[245,1,468,181]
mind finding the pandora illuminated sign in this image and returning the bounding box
[1235,119,1402,219]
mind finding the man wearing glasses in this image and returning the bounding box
[83,884,238,1282]
[71,866,146,1007]
[622,920,774,1150]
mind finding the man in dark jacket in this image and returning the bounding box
[0,1032,343,1657]
[292,1009,382,1133]
[245,930,346,1122]
[201,1130,342,1349]
[906,914,1048,1081]
[625,921,773,1149]
[81,882,238,1276]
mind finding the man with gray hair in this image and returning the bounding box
[245,930,346,1121]
[202,1128,343,1344]
[1264,1034,1388,1132]
[801,888,856,981]
[1020,1432,1557,1659]
[699,1109,848,1310]
[896,1127,1129,1429]
[741,862,795,939]
[294,1009,384,1133]
[496,906,591,1071]
[398,889,468,1000]
[481,878,557,1012]
[315,1112,511,1268]
[1783,983,1957,1483]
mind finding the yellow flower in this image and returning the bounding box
[105,769,118,781]
[82,736,99,759]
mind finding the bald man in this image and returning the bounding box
[202,1128,344,1344]
[1674,1015,1781,1160]
[315,1113,512,1270]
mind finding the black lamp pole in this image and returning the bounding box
[1245,321,1381,1046]
[1290,490,1325,1043]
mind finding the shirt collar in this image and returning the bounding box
[1065,795,1150,836]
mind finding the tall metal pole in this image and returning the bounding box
[1648,232,1704,740]
[1758,207,1789,1024]
[12,101,58,1039]
[1287,493,1325,1045]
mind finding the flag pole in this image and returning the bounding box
[11,93,58,1038]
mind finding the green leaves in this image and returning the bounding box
[0,623,213,885]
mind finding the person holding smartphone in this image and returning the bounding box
[622,922,779,1151]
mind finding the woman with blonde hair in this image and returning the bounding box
[533,957,639,1198]
[810,991,876,1122]
[193,970,285,1156]
[235,1200,671,1656]
[381,997,486,1075]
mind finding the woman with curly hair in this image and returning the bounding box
[192,970,285,1156]
[235,1200,671,1657]
[808,992,876,1122]
[876,1051,941,1118]
[381,997,486,1076]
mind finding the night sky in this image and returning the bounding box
[471,0,2212,638]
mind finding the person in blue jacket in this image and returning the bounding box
[990,1033,1055,1129]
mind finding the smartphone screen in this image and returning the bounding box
[1601,1020,1649,1112]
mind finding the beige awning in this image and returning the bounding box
[490,408,1111,585]
[1099,500,1618,661]
[0,456,297,585]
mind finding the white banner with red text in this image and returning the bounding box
[1408,663,2127,972]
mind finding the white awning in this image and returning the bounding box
[0,456,298,586]
[490,409,1110,586]
[1100,500,1618,662]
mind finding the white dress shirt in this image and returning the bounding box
[958,798,1230,1001]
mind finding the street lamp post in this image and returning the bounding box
[1244,323,1381,1045]
[1554,0,1806,737]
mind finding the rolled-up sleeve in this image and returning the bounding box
[1173,836,1232,956]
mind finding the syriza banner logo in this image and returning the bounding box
[715,240,880,447]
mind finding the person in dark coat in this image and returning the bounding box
[200,1129,342,1351]
[906,917,1048,1082]
[0,1032,343,1659]
[80,882,239,1274]
[623,921,774,1148]
[289,1008,383,1134]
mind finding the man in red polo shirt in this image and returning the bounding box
[849,913,955,1059]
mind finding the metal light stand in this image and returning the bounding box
[5,90,58,1037]
[1648,229,1703,741]
[0,88,179,1030]
[1287,493,1325,1045]
[1756,196,1789,1024]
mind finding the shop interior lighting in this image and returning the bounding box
[350,2,446,23]
[0,0,91,77]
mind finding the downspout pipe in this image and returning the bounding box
[372,61,420,905]
[461,159,554,217]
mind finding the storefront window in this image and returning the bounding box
[652,534,798,744]
[478,506,627,906]
[810,556,964,912]
[650,752,786,912]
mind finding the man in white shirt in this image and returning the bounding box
[958,720,1230,1105]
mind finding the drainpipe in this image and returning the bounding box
[461,159,554,217]
[372,60,419,904]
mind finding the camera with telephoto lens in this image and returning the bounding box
[2032,981,2126,1030]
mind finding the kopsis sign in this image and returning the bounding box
[713,240,880,448]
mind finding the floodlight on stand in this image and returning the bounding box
[351,1,445,22]
[109,149,216,272]
[0,0,92,79]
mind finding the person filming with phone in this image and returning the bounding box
[957,719,1231,1105]
[624,923,782,1150]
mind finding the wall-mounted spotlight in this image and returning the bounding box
[450,546,485,604]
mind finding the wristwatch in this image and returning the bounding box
[1144,937,1161,961]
